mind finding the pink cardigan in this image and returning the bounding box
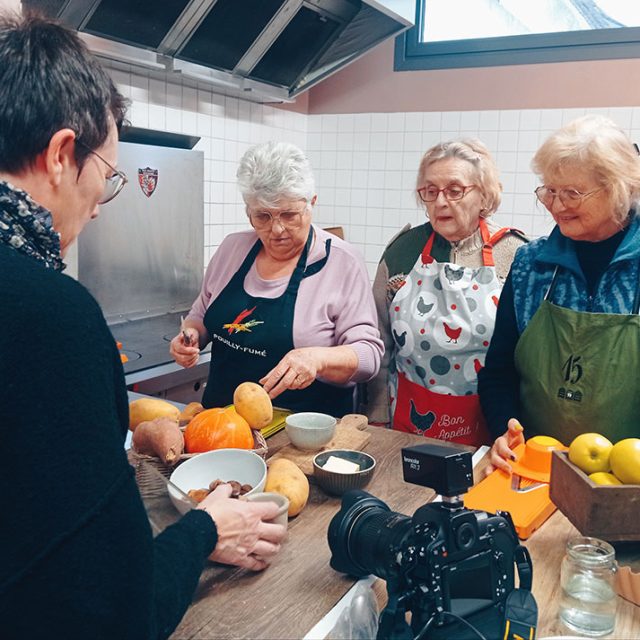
[187,225,383,383]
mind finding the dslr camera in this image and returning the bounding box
[328,443,535,640]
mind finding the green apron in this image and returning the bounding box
[514,266,640,445]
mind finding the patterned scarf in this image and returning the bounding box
[0,180,65,271]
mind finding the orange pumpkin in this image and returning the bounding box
[184,406,253,453]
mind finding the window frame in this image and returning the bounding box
[394,1,640,71]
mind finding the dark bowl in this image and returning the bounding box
[312,449,376,496]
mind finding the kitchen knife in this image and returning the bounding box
[180,314,193,346]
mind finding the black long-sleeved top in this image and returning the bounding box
[478,228,628,438]
[0,244,217,639]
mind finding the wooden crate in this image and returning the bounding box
[550,450,640,542]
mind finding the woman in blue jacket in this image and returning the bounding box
[479,115,640,473]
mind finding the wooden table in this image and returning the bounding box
[154,427,640,640]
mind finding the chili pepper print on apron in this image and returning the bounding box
[201,229,354,417]
[514,265,640,445]
[389,219,513,447]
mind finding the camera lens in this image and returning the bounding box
[328,490,413,579]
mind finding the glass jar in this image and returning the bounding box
[559,536,618,637]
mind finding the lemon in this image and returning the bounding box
[588,472,622,486]
[609,438,640,484]
[567,433,613,474]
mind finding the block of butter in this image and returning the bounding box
[323,455,360,474]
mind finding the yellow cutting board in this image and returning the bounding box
[225,404,291,438]
[259,407,291,438]
[269,413,371,476]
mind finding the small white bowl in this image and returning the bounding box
[244,492,290,528]
[285,412,337,451]
[169,449,267,515]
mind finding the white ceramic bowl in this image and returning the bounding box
[244,492,290,528]
[169,449,267,515]
[285,412,337,451]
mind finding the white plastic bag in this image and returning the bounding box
[327,580,379,640]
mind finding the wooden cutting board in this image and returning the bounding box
[269,413,371,476]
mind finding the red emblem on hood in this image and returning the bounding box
[138,167,158,198]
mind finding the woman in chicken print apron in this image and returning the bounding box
[368,139,527,447]
[479,115,640,473]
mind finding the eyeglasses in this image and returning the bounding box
[417,184,477,203]
[248,206,308,230]
[534,185,603,210]
[76,139,128,204]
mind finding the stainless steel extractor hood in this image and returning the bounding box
[23,0,414,103]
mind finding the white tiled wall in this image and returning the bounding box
[106,63,640,280]
[106,62,308,268]
[308,106,640,279]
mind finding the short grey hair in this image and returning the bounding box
[237,141,316,209]
[532,115,640,224]
[416,138,502,216]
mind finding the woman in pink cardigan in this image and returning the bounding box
[171,141,383,416]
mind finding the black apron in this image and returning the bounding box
[201,230,354,417]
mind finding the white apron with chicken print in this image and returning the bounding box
[389,219,510,447]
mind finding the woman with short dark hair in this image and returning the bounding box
[0,13,284,639]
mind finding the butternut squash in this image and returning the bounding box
[264,458,309,517]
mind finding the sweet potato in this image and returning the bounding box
[132,417,184,465]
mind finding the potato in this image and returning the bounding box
[265,458,309,517]
[129,397,180,431]
[233,382,273,429]
[132,417,184,465]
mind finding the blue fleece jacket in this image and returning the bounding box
[511,214,640,333]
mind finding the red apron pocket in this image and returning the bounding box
[393,373,491,447]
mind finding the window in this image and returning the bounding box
[395,0,640,71]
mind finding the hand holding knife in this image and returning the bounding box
[171,315,200,368]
